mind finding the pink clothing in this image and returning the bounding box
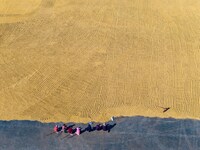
[75,127,81,135]
[54,126,58,132]
[62,126,66,131]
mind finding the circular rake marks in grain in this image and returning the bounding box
[1,0,200,122]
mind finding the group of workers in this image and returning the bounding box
[53,122,110,136]
[53,117,115,136]
[54,124,79,135]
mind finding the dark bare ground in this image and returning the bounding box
[0,116,200,150]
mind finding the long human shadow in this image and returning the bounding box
[61,123,117,140]
[67,124,75,128]
[107,123,116,133]
[82,123,117,133]
[45,125,64,137]
[82,124,94,133]
[45,124,75,138]
[60,124,75,139]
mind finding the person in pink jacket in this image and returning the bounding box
[62,124,68,133]
[54,125,59,133]
[75,127,81,135]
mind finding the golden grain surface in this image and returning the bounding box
[1,0,200,123]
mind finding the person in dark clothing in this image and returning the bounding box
[102,123,107,131]
[86,122,93,132]
[95,124,102,131]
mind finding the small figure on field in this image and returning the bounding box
[54,125,59,133]
[75,127,81,135]
[111,116,114,121]
[95,124,102,131]
[86,122,93,132]
[67,127,74,135]
[102,123,107,131]
[62,124,68,133]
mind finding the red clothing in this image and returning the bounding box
[54,126,58,132]
[67,127,73,134]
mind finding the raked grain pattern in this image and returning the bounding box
[1,0,200,123]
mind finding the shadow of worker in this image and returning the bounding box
[103,123,116,133]
[84,123,95,133]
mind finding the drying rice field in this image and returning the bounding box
[1,0,200,123]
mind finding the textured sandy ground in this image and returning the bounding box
[1,0,200,123]
[0,117,200,150]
